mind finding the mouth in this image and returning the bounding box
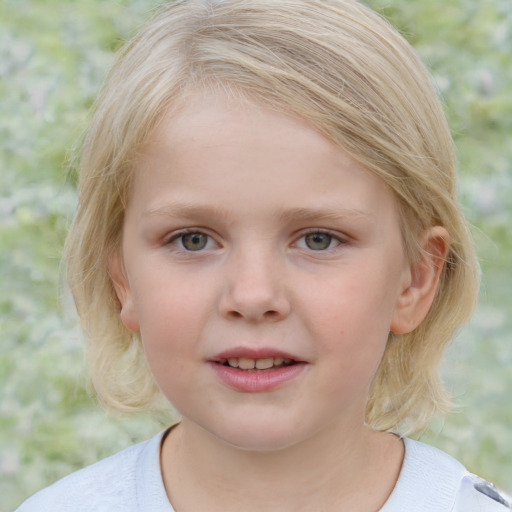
[209,351,307,392]
[217,356,297,371]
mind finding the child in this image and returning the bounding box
[16,0,510,510]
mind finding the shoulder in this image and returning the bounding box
[380,438,511,512]
[453,473,512,512]
[15,431,172,512]
[15,441,148,512]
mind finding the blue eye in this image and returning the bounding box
[296,232,341,251]
[171,232,216,251]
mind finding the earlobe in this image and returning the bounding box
[108,252,140,333]
[390,226,449,334]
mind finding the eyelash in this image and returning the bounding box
[165,229,219,252]
[166,228,347,254]
[293,229,346,252]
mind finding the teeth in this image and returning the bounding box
[223,357,294,370]
[238,357,256,370]
[255,357,274,370]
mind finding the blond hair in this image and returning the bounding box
[64,0,479,435]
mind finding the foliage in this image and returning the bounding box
[1,0,510,509]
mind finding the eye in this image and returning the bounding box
[170,231,217,251]
[295,231,341,251]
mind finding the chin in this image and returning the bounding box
[209,419,308,453]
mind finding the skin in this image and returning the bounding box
[110,93,448,511]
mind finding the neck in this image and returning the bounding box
[161,418,404,512]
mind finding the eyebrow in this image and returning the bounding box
[277,207,374,224]
[142,202,373,224]
[142,202,231,220]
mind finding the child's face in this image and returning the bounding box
[112,94,414,451]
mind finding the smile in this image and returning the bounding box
[209,349,307,392]
[219,357,295,370]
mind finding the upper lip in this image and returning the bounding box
[209,346,305,363]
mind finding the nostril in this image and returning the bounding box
[225,309,281,321]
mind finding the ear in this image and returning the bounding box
[390,226,449,334]
[108,252,140,333]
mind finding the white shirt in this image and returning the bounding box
[16,430,511,511]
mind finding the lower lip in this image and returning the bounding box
[208,362,307,392]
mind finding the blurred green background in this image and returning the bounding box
[0,0,510,509]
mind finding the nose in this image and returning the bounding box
[218,248,291,322]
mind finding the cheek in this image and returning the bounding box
[306,267,399,329]
[132,281,208,364]
[137,298,199,407]
[303,268,397,364]
[134,266,213,330]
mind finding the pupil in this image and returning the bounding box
[183,233,207,251]
[305,233,331,250]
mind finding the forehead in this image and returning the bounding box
[147,94,349,165]
[129,93,399,229]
